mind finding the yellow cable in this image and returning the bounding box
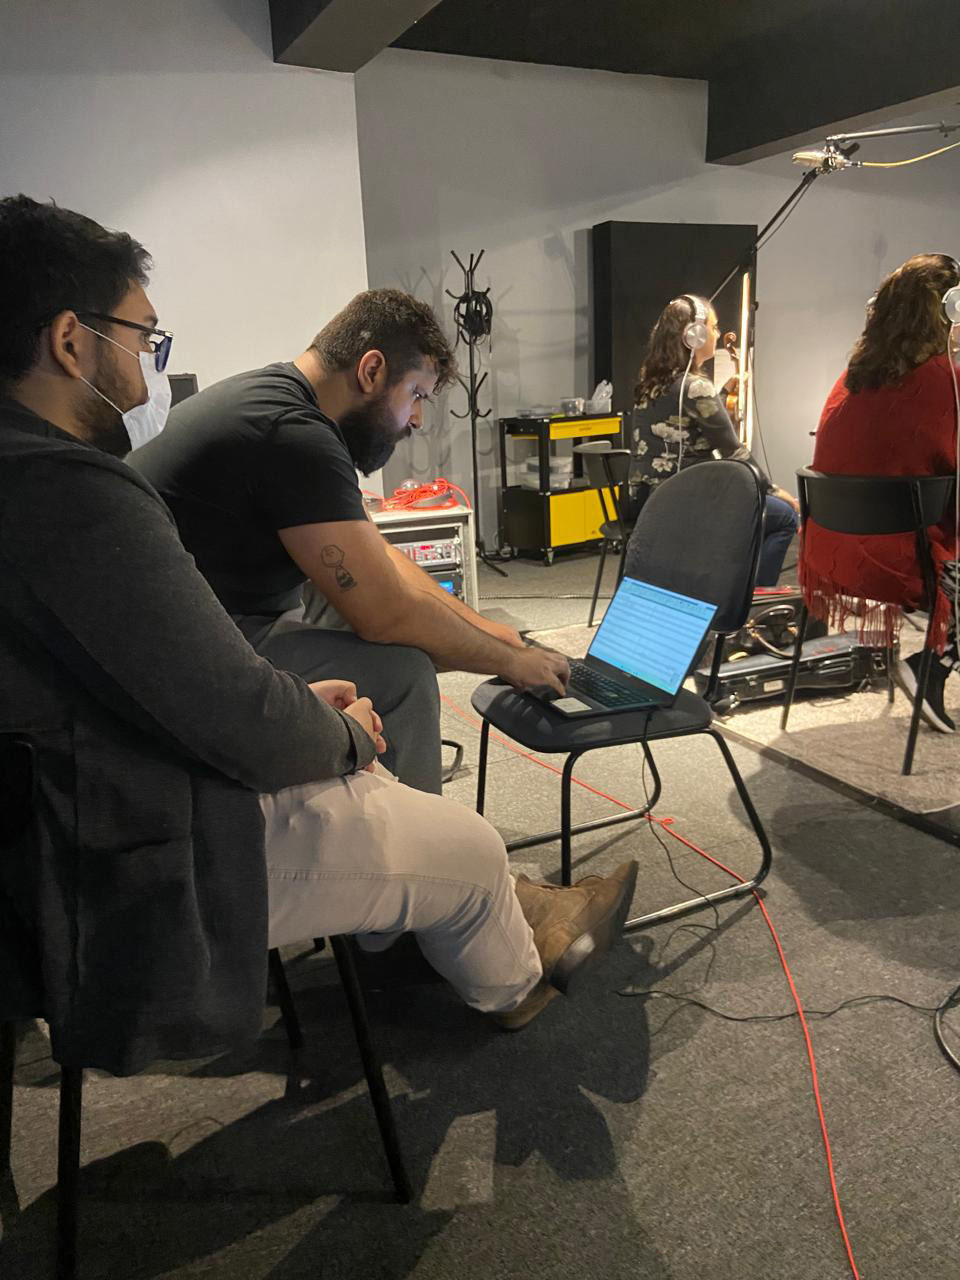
[862,138,960,168]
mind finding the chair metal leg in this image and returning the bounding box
[476,718,491,816]
[441,738,464,785]
[903,644,934,776]
[268,949,304,1051]
[616,532,629,588]
[330,936,411,1204]
[588,540,609,627]
[886,646,896,703]
[703,634,727,705]
[0,1022,13,1173]
[560,752,581,886]
[504,743,662,866]
[780,604,808,730]
[56,1065,82,1280]
[625,730,773,932]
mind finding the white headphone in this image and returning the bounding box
[679,295,710,352]
[940,254,960,323]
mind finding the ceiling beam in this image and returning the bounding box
[270,0,444,73]
[707,0,960,163]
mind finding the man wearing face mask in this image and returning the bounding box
[0,195,640,1059]
[131,290,570,796]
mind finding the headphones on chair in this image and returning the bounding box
[678,295,710,352]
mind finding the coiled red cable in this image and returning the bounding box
[364,478,472,512]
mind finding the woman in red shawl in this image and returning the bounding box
[801,253,960,732]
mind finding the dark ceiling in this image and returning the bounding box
[270,0,960,163]
[392,0,835,79]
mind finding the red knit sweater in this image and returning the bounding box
[800,353,959,650]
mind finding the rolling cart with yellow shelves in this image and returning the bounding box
[497,413,624,564]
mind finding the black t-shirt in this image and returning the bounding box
[131,362,365,617]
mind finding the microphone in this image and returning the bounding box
[791,147,860,172]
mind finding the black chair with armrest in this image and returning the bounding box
[781,468,956,776]
[0,737,409,1280]
[471,459,773,931]
[572,443,634,626]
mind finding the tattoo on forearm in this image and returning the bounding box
[319,544,358,590]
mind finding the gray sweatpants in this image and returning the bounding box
[262,765,543,1014]
[235,608,442,794]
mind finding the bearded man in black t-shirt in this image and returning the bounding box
[132,290,569,793]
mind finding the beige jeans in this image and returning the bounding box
[261,765,542,1014]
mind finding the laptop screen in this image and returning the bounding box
[588,576,717,695]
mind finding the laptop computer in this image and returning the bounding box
[531,575,717,717]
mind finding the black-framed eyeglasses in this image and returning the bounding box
[76,311,174,372]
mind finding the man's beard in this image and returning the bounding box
[339,394,410,476]
[74,345,133,458]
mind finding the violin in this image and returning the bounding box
[722,331,741,426]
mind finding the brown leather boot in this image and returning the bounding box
[492,860,639,1031]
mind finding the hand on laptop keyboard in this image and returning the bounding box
[501,645,571,697]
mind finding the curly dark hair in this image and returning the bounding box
[634,295,711,403]
[0,194,151,392]
[846,253,960,393]
[311,288,456,392]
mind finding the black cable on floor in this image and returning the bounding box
[639,721,721,933]
[620,985,960,1079]
[934,980,960,1071]
[617,989,943,1022]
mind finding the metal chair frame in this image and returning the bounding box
[573,444,634,626]
[1,939,410,1279]
[474,703,772,932]
[473,459,775,932]
[781,469,955,776]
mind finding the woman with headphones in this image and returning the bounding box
[803,253,960,732]
[630,294,800,585]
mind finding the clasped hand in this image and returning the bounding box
[308,679,387,770]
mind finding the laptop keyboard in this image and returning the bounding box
[568,660,650,708]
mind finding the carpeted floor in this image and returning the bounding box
[3,551,960,1280]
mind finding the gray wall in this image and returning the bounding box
[0,0,370,393]
[356,49,960,537]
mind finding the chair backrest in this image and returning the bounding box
[623,459,765,633]
[797,468,955,535]
[573,443,632,528]
[574,442,632,488]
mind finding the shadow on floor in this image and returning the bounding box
[1,943,675,1279]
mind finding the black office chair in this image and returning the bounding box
[573,443,634,626]
[471,460,773,931]
[781,469,956,776]
[1,741,410,1280]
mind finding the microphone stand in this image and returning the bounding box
[708,115,960,434]
[714,118,960,301]
[709,167,822,304]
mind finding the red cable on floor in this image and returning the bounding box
[440,692,861,1280]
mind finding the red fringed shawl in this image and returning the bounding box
[800,353,959,652]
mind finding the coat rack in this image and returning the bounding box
[447,249,507,577]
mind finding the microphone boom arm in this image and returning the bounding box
[826,120,960,145]
[710,167,820,303]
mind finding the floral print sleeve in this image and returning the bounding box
[629,373,770,499]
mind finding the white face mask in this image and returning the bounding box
[77,323,172,451]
